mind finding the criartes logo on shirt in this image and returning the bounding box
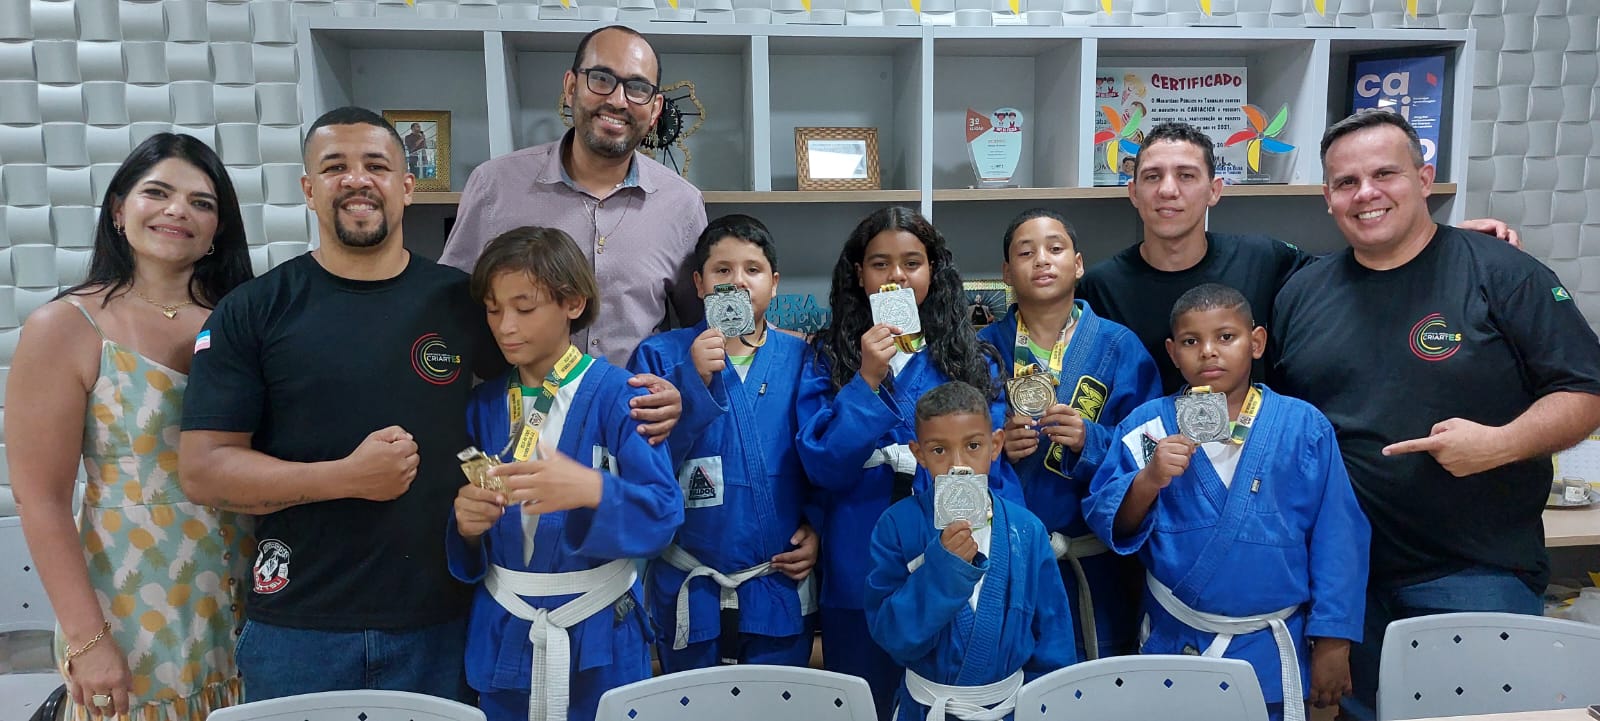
[411,333,462,385]
[1409,313,1462,362]
[253,539,292,595]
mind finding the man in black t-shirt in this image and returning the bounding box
[1078,121,1516,394]
[1271,110,1600,721]
[178,107,505,702]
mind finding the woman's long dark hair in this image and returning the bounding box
[59,133,254,308]
[811,206,1000,397]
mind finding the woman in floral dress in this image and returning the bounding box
[8,133,255,721]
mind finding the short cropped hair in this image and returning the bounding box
[1169,282,1254,333]
[303,106,403,161]
[914,381,992,434]
[470,226,601,334]
[1136,122,1217,179]
[1000,208,1077,261]
[1321,108,1425,169]
[693,214,780,275]
[571,25,661,86]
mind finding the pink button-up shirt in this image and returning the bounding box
[440,134,708,364]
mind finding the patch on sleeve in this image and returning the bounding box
[591,445,617,475]
[1120,416,1168,468]
[1552,286,1572,302]
[678,456,725,509]
[194,330,211,353]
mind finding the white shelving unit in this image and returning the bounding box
[296,17,1473,274]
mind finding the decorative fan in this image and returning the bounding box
[559,81,705,178]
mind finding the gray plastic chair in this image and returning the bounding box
[208,690,487,721]
[1377,611,1600,720]
[595,664,877,721]
[1015,654,1270,721]
[0,515,68,721]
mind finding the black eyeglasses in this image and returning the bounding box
[576,67,658,106]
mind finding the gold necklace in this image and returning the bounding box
[130,288,195,319]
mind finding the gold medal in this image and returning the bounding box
[1006,363,1059,419]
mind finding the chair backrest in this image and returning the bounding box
[0,516,54,635]
[595,664,877,721]
[1377,611,1600,720]
[207,690,487,721]
[1015,654,1270,721]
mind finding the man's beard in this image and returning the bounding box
[332,192,389,248]
[577,103,643,159]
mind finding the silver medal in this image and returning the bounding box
[1006,368,1057,419]
[704,284,756,337]
[1175,391,1231,443]
[870,285,922,336]
[933,466,989,530]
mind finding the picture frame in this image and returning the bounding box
[383,109,452,192]
[962,279,1015,330]
[1345,47,1453,177]
[795,127,880,191]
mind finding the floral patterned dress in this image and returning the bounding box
[56,301,249,721]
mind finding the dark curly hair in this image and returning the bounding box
[810,206,1000,397]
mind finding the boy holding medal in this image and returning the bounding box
[628,214,821,671]
[448,226,683,721]
[1083,283,1370,721]
[865,381,1077,721]
[978,208,1162,660]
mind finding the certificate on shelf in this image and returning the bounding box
[1349,54,1447,166]
[806,140,871,180]
[1093,67,1249,186]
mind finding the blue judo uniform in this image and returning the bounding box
[796,348,1021,719]
[446,361,683,721]
[977,300,1161,658]
[1083,385,1369,718]
[628,324,815,670]
[865,492,1078,721]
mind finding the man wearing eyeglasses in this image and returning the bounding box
[442,25,705,445]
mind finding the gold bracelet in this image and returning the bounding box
[64,621,111,665]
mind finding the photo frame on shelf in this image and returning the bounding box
[796,127,880,191]
[383,109,451,192]
[962,279,1014,330]
[1346,47,1452,173]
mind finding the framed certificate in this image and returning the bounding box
[796,127,881,191]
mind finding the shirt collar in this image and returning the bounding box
[539,129,650,196]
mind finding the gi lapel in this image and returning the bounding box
[955,496,1009,686]
[724,342,780,556]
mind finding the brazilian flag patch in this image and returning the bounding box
[1553,286,1572,302]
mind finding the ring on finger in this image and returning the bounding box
[91,693,112,708]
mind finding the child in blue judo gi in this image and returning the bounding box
[628,214,820,670]
[797,206,1021,719]
[1084,283,1370,721]
[865,380,1078,721]
[977,208,1162,660]
[447,226,684,721]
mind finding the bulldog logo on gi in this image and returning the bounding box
[253,539,292,595]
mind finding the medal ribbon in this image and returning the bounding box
[1188,384,1263,446]
[505,345,593,461]
[893,333,926,354]
[1012,309,1074,378]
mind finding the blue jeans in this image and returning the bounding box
[1340,566,1542,721]
[237,617,472,703]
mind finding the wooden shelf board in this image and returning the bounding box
[411,192,462,205]
[702,190,922,204]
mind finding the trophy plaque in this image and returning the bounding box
[933,466,990,530]
[966,107,1025,188]
[705,283,756,337]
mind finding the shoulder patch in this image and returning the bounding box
[1553,286,1572,302]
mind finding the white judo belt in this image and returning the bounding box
[659,545,818,655]
[863,443,919,475]
[904,668,1023,721]
[1049,532,1109,660]
[486,559,636,721]
[1145,572,1304,721]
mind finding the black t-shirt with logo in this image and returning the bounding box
[1079,232,1312,394]
[1270,224,1600,592]
[183,253,501,630]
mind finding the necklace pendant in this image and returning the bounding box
[162,308,177,319]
